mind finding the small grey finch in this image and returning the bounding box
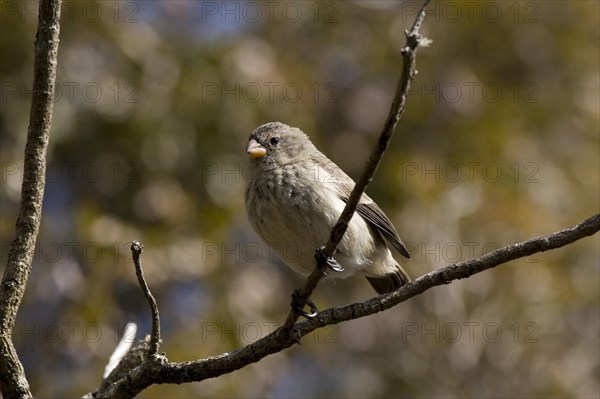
[245,122,411,295]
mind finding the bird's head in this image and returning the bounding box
[245,122,316,170]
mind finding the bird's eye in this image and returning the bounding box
[270,137,280,145]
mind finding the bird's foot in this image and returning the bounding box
[291,290,319,319]
[315,246,344,272]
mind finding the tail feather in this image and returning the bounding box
[366,266,411,295]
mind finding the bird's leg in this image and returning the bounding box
[291,248,342,319]
[291,290,319,319]
[315,246,344,272]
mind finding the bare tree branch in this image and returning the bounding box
[131,241,161,355]
[284,0,432,331]
[0,0,62,398]
[86,0,600,392]
[91,213,600,398]
[2,0,593,397]
[324,0,431,257]
[87,3,435,397]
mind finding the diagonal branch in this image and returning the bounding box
[296,213,600,328]
[0,0,62,398]
[284,0,432,331]
[92,213,600,398]
[324,0,431,257]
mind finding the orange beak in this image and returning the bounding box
[246,139,267,159]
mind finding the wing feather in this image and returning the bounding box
[327,164,410,259]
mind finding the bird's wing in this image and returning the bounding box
[327,165,411,259]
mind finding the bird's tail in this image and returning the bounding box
[366,265,411,295]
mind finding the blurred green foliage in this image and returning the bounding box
[0,1,598,397]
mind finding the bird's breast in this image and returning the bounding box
[245,163,376,277]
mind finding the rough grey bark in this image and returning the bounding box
[0,0,62,398]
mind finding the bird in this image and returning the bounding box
[244,122,411,296]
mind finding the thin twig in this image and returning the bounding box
[0,0,62,398]
[131,241,161,356]
[92,213,600,398]
[283,0,432,331]
[326,0,431,257]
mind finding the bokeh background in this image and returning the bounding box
[1,0,599,397]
